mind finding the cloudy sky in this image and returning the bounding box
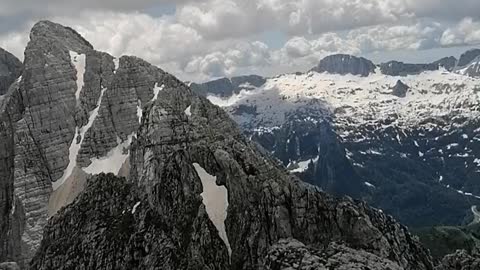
[1,0,480,82]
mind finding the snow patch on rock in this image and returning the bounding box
[83,133,134,175]
[69,51,86,103]
[113,58,119,73]
[193,163,231,256]
[153,83,164,101]
[137,100,143,123]
[132,201,141,214]
[184,105,191,116]
[53,87,107,190]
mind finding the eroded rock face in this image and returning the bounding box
[264,239,404,270]
[380,61,438,76]
[436,250,480,270]
[190,75,266,97]
[392,80,410,98]
[30,174,229,270]
[457,49,480,68]
[311,54,376,77]
[432,56,457,71]
[0,20,171,267]
[0,48,22,96]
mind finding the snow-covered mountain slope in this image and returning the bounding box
[202,55,480,227]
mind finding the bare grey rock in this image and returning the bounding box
[380,61,438,76]
[457,49,480,68]
[0,262,20,270]
[432,56,457,71]
[436,250,480,270]
[311,54,376,77]
[0,48,22,96]
[264,238,404,270]
[392,80,409,98]
[30,173,229,270]
[191,75,266,97]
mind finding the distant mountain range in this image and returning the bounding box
[191,50,480,229]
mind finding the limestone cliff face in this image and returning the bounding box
[0,48,22,95]
[311,54,376,76]
[0,20,170,267]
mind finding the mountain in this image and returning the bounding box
[190,75,266,97]
[456,49,480,77]
[195,53,480,228]
[311,54,376,77]
[379,61,439,76]
[0,21,441,269]
[0,48,23,95]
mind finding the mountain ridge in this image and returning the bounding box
[196,50,480,228]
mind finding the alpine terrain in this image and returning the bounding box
[192,52,480,229]
[0,20,477,270]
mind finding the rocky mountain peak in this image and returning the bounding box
[457,48,480,68]
[29,20,93,53]
[311,54,376,77]
[391,80,409,97]
[190,74,266,97]
[432,56,457,71]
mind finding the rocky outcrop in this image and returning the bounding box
[456,49,480,77]
[264,239,403,270]
[457,49,480,68]
[391,80,409,97]
[0,262,20,270]
[30,174,229,270]
[432,56,457,71]
[380,61,438,76]
[436,250,480,270]
[311,54,376,77]
[190,75,265,97]
[0,48,22,96]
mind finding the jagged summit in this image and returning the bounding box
[29,20,93,52]
[457,48,480,67]
[311,54,376,76]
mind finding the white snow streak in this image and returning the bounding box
[290,156,319,173]
[69,51,86,103]
[113,58,119,73]
[364,182,376,188]
[53,87,107,190]
[184,105,191,116]
[137,100,143,123]
[132,201,141,214]
[193,163,231,256]
[83,134,134,175]
[153,83,164,101]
